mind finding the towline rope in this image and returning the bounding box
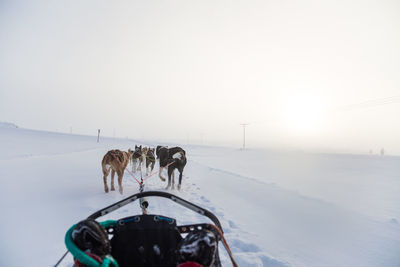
[125,161,175,186]
[126,159,174,214]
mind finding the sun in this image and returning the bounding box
[282,94,324,135]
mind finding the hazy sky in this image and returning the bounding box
[1,0,400,154]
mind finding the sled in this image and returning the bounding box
[58,191,238,267]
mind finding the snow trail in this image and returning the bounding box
[1,126,400,266]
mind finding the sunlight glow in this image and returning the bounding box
[283,94,324,135]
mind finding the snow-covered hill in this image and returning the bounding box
[0,125,399,266]
[0,121,18,129]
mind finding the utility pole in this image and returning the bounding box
[200,133,205,145]
[240,123,249,150]
[97,129,100,143]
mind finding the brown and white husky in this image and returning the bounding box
[101,149,133,194]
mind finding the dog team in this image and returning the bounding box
[101,145,187,194]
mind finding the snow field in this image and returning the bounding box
[1,125,400,266]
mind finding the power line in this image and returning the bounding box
[334,95,400,111]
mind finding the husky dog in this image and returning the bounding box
[130,145,143,173]
[142,146,149,156]
[158,146,187,190]
[101,149,133,194]
[156,145,167,159]
[157,146,169,181]
[145,148,156,176]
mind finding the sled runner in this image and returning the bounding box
[58,191,238,267]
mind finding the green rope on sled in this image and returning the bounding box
[65,220,119,267]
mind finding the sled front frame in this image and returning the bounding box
[87,191,223,231]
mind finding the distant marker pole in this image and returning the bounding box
[97,129,100,143]
[240,123,249,150]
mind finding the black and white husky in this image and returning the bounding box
[157,146,187,190]
[130,145,143,173]
[145,148,156,176]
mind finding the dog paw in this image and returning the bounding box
[104,187,109,193]
[111,187,115,191]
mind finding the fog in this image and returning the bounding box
[1,0,399,154]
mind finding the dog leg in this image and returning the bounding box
[102,164,110,193]
[165,176,171,190]
[178,171,183,190]
[103,173,109,193]
[171,171,175,190]
[110,170,116,191]
[159,166,166,182]
[117,171,123,194]
[166,167,174,190]
[165,167,171,189]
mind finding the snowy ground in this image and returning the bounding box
[1,124,400,266]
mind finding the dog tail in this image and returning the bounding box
[101,157,111,174]
[172,150,185,160]
[173,151,186,166]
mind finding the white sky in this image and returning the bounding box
[1,0,400,154]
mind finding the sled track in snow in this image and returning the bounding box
[190,159,341,209]
[184,184,289,267]
[169,160,289,266]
